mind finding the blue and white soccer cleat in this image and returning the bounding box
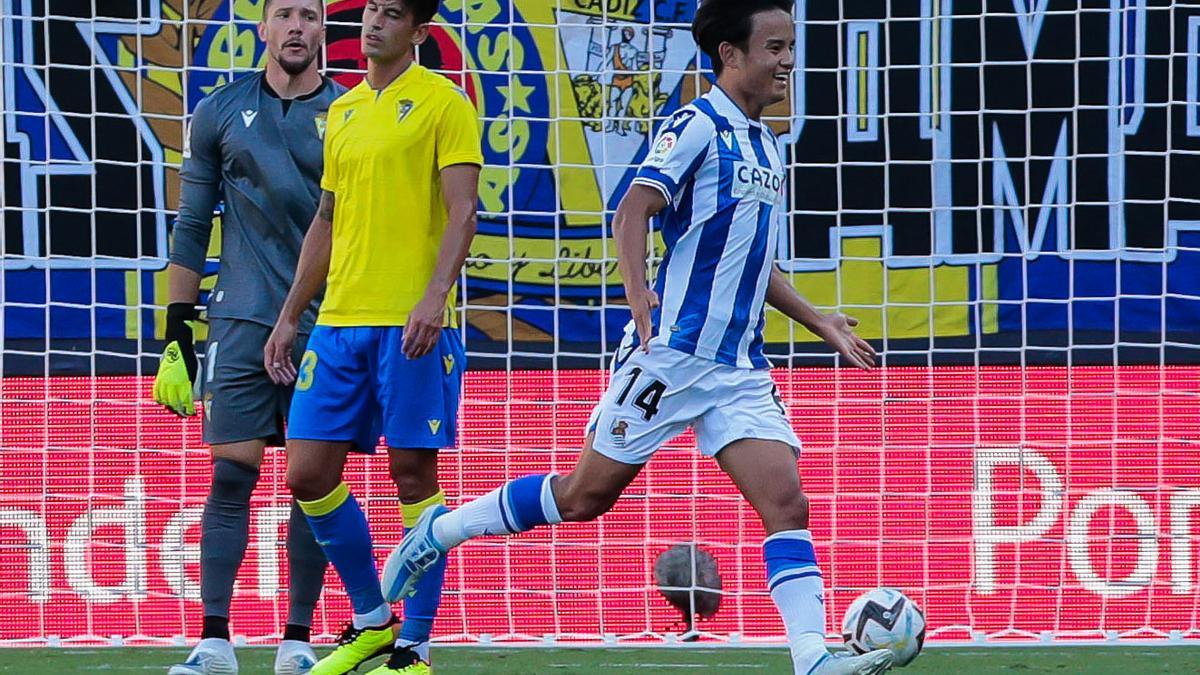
[381,504,449,603]
[810,649,894,675]
[273,638,318,675]
[168,637,239,675]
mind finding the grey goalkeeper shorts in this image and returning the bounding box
[200,318,309,447]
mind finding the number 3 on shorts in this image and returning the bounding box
[296,350,318,391]
[615,366,666,421]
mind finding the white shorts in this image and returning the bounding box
[587,344,802,465]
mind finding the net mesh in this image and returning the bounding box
[1,0,1199,647]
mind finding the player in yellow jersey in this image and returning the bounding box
[263,1,482,673]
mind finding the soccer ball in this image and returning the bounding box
[840,587,925,667]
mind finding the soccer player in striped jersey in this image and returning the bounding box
[263,0,481,673]
[384,0,892,673]
[155,1,344,673]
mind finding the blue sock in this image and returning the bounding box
[431,474,562,549]
[764,530,828,672]
[298,483,388,624]
[397,491,447,647]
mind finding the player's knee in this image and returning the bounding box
[390,471,439,504]
[209,458,259,505]
[388,451,439,503]
[762,491,810,532]
[286,463,336,503]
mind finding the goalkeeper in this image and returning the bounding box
[152,1,345,673]
[263,0,482,673]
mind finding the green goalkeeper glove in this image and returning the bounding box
[153,302,199,417]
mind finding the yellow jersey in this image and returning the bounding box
[318,64,482,327]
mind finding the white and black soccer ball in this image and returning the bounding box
[840,587,925,667]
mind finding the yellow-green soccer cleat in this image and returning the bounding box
[363,647,431,675]
[311,618,398,675]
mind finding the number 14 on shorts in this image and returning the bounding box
[615,366,665,421]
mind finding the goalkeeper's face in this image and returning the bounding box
[259,0,324,76]
[729,8,795,108]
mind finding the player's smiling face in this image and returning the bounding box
[362,0,429,64]
[258,0,324,76]
[724,9,795,109]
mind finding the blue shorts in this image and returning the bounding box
[286,326,465,453]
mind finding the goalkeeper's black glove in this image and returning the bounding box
[153,302,199,416]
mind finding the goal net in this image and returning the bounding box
[2,0,1199,647]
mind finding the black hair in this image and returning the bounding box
[692,0,793,76]
[404,0,439,25]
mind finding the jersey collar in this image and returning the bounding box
[259,71,330,101]
[709,84,762,128]
[369,62,422,98]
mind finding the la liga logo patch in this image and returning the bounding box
[647,131,677,166]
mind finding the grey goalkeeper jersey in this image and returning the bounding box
[173,71,346,333]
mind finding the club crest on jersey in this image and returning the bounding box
[610,419,628,447]
[733,161,786,204]
[396,99,415,123]
[314,112,327,140]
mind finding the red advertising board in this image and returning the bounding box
[1,366,1198,645]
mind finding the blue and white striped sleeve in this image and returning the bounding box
[631,108,713,207]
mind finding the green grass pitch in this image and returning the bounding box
[4,646,1200,673]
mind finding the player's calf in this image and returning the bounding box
[552,471,626,522]
[381,473,563,602]
[394,487,449,666]
[382,447,641,602]
[294,478,392,632]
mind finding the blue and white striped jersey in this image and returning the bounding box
[629,86,787,369]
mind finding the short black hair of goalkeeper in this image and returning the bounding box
[692,0,794,76]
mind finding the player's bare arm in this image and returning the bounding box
[265,189,335,385]
[401,163,481,359]
[167,264,203,306]
[612,183,669,352]
[764,268,876,370]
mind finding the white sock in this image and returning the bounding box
[351,602,391,630]
[395,639,430,662]
[764,530,829,673]
[773,581,829,674]
[432,474,561,549]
